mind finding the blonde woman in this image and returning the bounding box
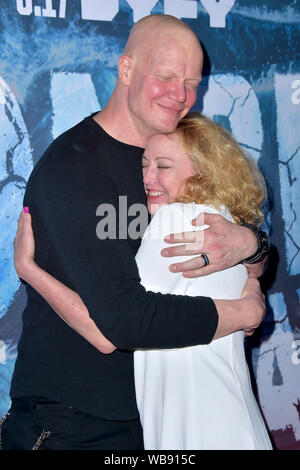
[13,113,272,450]
[134,112,272,450]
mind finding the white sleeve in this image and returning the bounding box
[135,202,223,295]
[135,202,248,300]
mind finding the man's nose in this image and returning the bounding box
[169,81,186,103]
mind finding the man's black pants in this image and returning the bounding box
[1,396,144,450]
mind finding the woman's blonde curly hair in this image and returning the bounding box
[172,112,266,226]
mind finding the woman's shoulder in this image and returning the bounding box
[146,203,233,236]
[145,203,195,235]
[154,202,231,216]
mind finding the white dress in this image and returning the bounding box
[134,203,272,450]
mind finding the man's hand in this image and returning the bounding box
[13,208,36,280]
[161,213,258,277]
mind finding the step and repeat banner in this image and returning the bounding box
[0,0,299,450]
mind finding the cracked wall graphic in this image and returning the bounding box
[200,74,263,163]
[0,77,33,318]
[0,0,299,450]
[275,73,300,276]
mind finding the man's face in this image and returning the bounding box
[126,32,203,138]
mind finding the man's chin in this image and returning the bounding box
[152,106,183,133]
[153,118,180,134]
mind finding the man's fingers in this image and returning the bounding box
[168,255,216,277]
[161,243,206,257]
[168,255,205,272]
[181,266,215,278]
[164,230,205,245]
[192,212,221,227]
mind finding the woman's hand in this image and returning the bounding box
[13,208,116,354]
[240,273,266,336]
[14,208,36,280]
[213,272,265,339]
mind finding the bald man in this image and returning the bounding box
[4,15,267,450]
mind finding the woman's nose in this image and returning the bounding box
[143,166,157,185]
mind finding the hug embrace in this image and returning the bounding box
[2,15,271,450]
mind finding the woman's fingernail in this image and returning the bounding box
[24,207,29,214]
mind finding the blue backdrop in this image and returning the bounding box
[0,0,299,450]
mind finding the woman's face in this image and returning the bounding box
[142,133,196,214]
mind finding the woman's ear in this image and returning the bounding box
[118,54,133,86]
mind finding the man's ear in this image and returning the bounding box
[118,54,133,86]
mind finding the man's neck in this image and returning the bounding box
[93,99,148,149]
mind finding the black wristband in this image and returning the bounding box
[240,223,270,264]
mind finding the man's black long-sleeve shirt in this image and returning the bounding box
[11,115,218,420]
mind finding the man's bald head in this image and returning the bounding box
[123,14,202,60]
[98,14,203,146]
